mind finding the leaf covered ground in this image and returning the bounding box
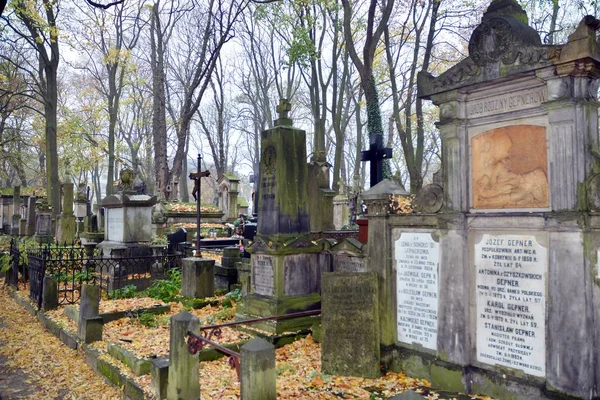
[0,285,122,399]
[2,282,496,400]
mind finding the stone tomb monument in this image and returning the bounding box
[359,2,600,399]
[240,99,321,334]
[101,191,157,251]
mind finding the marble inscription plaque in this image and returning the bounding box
[472,125,548,209]
[252,254,274,296]
[106,208,124,242]
[475,233,547,377]
[395,232,439,350]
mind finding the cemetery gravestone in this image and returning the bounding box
[240,99,321,334]
[360,2,600,399]
[26,196,36,236]
[56,183,76,243]
[321,272,379,378]
[11,186,20,236]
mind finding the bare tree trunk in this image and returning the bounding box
[150,2,169,200]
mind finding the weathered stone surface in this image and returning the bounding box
[321,272,379,378]
[181,258,215,298]
[78,316,103,344]
[167,312,199,400]
[240,338,276,400]
[150,357,169,400]
[256,120,310,236]
[42,276,58,312]
[283,253,319,295]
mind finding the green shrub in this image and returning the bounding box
[142,268,182,303]
[225,288,242,303]
[108,284,138,300]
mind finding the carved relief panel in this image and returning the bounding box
[471,125,549,209]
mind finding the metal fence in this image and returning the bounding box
[6,238,21,289]
[26,242,185,307]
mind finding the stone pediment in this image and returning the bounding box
[418,0,600,99]
[330,238,364,256]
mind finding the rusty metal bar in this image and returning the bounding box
[187,331,241,379]
[186,309,321,380]
[199,309,321,332]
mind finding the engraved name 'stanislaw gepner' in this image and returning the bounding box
[475,234,547,378]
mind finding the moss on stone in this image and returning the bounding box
[431,364,464,393]
[97,358,124,387]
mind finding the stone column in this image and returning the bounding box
[167,312,200,400]
[11,186,20,236]
[240,338,276,400]
[181,258,215,298]
[26,197,36,236]
[430,91,468,212]
[56,183,76,243]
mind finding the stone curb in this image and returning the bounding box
[64,303,171,325]
[7,289,145,400]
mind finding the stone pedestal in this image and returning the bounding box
[181,258,215,298]
[215,247,240,291]
[167,312,200,400]
[240,338,276,400]
[78,285,102,343]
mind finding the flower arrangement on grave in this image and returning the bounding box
[389,194,413,214]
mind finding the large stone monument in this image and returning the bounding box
[239,99,321,333]
[10,186,20,236]
[99,169,158,254]
[217,173,240,222]
[364,2,600,399]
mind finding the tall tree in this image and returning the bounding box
[155,0,249,200]
[1,0,61,214]
[341,0,394,185]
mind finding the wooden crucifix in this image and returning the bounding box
[361,135,392,188]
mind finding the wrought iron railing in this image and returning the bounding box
[187,309,321,380]
[6,238,21,289]
[25,242,184,307]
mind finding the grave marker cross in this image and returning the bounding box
[361,135,392,187]
[275,98,292,125]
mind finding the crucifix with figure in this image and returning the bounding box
[361,135,392,187]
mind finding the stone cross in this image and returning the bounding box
[361,135,392,188]
[274,98,292,125]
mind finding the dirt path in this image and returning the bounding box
[0,285,122,399]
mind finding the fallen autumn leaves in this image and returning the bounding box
[0,285,122,399]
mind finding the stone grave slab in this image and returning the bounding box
[321,272,379,378]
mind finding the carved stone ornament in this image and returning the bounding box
[469,16,545,67]
[262,145,276,177]
[547,79,569,100]
[412,184,444,213]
